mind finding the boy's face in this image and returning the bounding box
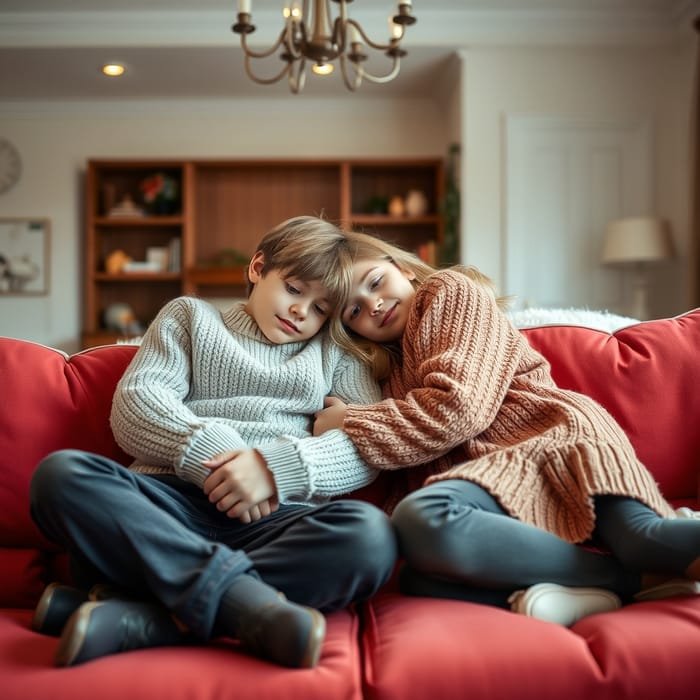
[244,252,331,344]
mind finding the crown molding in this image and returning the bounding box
[0,7,693,49]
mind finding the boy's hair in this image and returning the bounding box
[329,230,510,381]
[247,216,353,309]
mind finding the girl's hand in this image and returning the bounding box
[202,449,278,521]
[313,396,349,436]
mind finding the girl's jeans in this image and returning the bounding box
[30,449,397,639]
[392,479,700,608]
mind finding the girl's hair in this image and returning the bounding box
[329,230,510,381]
[247,215,354,309]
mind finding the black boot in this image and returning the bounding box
[32,581,134,637]
[55,599,190,667]
[32,583,88,636]
[216,574,326,669]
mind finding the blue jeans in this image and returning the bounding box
[30,450,397,638]
[391,480,700,608]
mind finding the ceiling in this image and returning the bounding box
[0,1,696,101]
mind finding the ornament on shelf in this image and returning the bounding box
[388,195,405,217]
[105,249,132,274]
[404,189,428,217]
[103,303,143,335]
[108,194,145,218]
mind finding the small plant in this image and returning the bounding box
[140,172,180,214]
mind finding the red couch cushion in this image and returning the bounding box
[522,310,700,502]
[360,590,700,700]
[0,607,364,700]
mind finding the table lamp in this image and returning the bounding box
[601,216,674,320]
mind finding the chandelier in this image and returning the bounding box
[232,1,418,93]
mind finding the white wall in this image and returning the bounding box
[459,41,696,320]
[1,35,697,351]
[0,97,446,353]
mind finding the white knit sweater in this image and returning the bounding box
[110,296,382,505]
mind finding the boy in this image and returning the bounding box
[29,216,396,669]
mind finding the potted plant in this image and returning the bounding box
[140,172,180,215]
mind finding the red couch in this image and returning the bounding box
[2,310,700,700]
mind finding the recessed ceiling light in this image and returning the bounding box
[102,63,125,77]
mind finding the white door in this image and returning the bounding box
[504,116,652,312]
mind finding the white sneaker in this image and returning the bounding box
[508,583,621,627]
[675,507,700,520]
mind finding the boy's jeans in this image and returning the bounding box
[30,449,397,639]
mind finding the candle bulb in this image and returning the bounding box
[348,25,362,45]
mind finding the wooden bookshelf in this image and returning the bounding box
[82,158,445,348]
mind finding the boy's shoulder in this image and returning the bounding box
[161,295,223,321]
[165,295,215,312]
[153,296,226,336]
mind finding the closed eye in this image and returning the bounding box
[344,304,360,322]
[369,276,382,291]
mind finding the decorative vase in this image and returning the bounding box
[405,189,428,217]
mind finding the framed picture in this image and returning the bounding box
[0,218,50,295]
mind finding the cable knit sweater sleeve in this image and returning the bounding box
[256,348,383,501]
[110,298,250,486]
[343,270,526,468]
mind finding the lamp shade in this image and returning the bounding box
[601,217,674,264]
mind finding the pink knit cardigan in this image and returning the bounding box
[343,269,673,543]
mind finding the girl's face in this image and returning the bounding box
[341,258,416,343]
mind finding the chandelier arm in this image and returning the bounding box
[347,19,403,53]
[330,16,345,57]
[352,55,402,85]
[243,52,293,86]
[240,28,287,60]
[338,54,362,92]
[288,58,307,94]
[284,18,304,60]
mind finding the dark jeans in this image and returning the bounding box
[30,450,397,639]
[392,479,700,608]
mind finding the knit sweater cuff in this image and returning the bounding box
[256,440,307,503]
[178,422,247,487]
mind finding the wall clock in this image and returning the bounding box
[0,139,22,195]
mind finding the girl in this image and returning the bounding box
[313,230,700,626]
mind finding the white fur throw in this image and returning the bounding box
[506,308,638,333]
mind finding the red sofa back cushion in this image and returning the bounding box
[1,310,699,554]
[522,310,700,502]
[0,340,137,549]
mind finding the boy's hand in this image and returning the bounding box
[203,449,278,522]
[237,497,280,524]
[313,396,349,436]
